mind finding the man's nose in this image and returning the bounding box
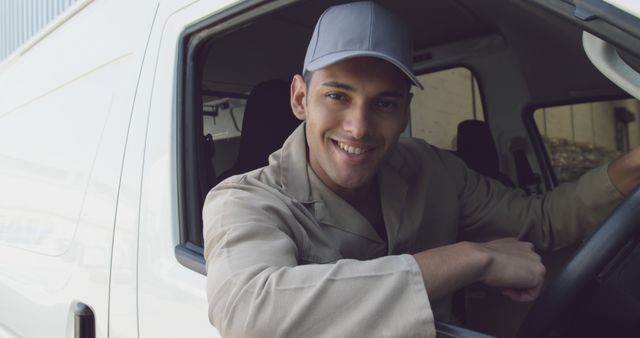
[343,103,370,140]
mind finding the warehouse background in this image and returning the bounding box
[1,0,80,62]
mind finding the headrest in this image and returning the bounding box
[236,79,301,170]
[457,120,499,177]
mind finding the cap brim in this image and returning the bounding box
[305,51,424,90]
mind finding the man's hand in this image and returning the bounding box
[413,238,545,303]
[478,238,546,302]
[608,146,640,196]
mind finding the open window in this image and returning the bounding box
[174,0,496,273]
[532,98,640,184]
[171,0,640,335]
[173,0,519,275]
[175,0,310,274]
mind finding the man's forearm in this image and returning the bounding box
[413,238,546,303]
[412,241,489,302]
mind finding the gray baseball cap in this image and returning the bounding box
[303,1,423,89]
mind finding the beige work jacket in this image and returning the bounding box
[203,123,622,337]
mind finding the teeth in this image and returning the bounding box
[337,141,368,155]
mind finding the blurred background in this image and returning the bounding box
[1,0,80,62]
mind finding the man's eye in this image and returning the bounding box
[375,99,398,109]
[327,93,346,101]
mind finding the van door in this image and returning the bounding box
[132,0,244,337]
[0,0,159,337]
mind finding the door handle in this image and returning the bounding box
[74,302,95,338]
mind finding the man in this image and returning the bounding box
[203,2,640,336]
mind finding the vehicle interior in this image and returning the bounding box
[176,0,640,336]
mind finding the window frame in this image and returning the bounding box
[175,0,300,274]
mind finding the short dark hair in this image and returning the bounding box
[303,71,313,90]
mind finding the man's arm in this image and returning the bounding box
[608,146,640,196]
[413,238,546,303]
[204,182,545,337]
[203,182,436,338]
[411,145,640,304]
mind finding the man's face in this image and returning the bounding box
[291,57,412,195]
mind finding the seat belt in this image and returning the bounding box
[510,137,542,196]
[199,133,217,201]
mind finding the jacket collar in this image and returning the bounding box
[279,122,409,244]
[280,123,314,203]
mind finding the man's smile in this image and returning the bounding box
[333,140,374,155]
[329,139,379,166]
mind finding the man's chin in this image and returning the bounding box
[333,174,374,190]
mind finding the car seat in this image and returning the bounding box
[456,119,514,187]
[217,79,301,181]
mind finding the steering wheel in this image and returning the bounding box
[517,186,640,338]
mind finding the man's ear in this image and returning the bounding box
[402,92,413,129]
[290,74,307,121]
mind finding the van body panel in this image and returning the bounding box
[107,1,167,337]
[0,0,160,336]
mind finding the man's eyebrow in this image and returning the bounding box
[377,90,405,98]
[320,81,355,91]
[321,81,406,98]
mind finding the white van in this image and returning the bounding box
[1,0,639,337]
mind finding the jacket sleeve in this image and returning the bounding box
[203,181,436,338]
[453,158,624,250]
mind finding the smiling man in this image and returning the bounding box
[202,2,639,337]
[292,57,411,233]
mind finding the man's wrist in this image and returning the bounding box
[461,241,493,284]
[411,241,492,301]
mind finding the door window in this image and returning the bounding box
[533,99,640,182]
[410,67,484,150]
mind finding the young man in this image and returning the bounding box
[203,2,640,336]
